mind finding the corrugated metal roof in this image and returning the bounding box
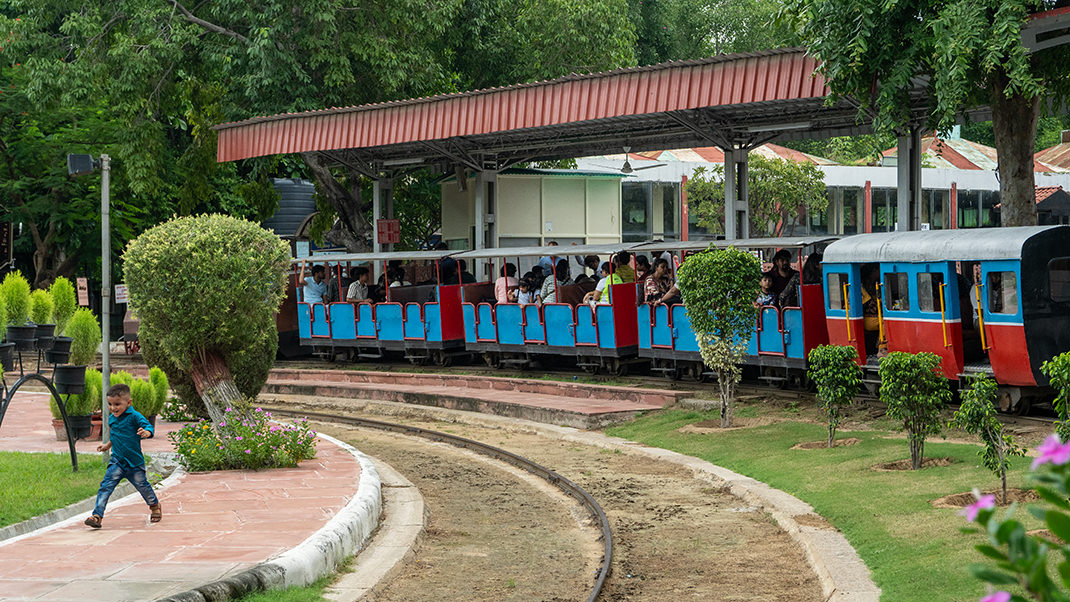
[588,143,837,166]
[215,48,828,163]
[823,226,1067,263]
[1037,143,1070,172]
[453,243,637,259]
[882,136,1066,172]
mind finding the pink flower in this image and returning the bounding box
[1032,434,1070,469]
[244,449,251,454]
[959,493,996,522]
[980,592,1010,602]
[235,436,242,441]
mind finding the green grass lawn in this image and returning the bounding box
[607,408,1043,602]
[0,452,108,527]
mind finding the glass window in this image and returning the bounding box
[883,272,910,311]
[621,182,651,242]
[1051,258,1070,303]
[828,273,848,310]
[916,272,945,313]
[958,190,980,228]
[987,271,1018,314]
[981,191,1000,227]
[842,188,860,235]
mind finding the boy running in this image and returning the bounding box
[84,383,161,528]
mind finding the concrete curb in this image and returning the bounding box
[0,453,187,548]
[323,457,426,601]
[158,432,383,602]
[277,396,881,602]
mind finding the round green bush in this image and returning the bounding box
[1,271,31,326]
[66,308,102,366]
[130,378,157,417]
[49,277,77,333]
[30,290,54,325]
[148,366,169,415]
[123,215,290,409]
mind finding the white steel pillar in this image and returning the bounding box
[724,150,736,240]
[896,127,921,232]
[724,148,750,240]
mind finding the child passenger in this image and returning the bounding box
[515,278,535,305]
[84,384,161,529]
[755,274,775,307]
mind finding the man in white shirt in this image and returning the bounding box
[347,266,372,304]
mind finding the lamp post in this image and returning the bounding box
[66,153,111,462]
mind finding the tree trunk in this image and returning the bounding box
[991,73,1041,227]
[302,152,373,252]
[718,369,733,428]
[189,349,247,425]
[828,425,835,448]
[910,438,923,470]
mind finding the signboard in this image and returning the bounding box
[0,222,10,267]
[76,277,90,306]
[114,284,128,304]
[376,219,401,245]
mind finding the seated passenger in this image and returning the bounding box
[861,262,881,356]
[458,259,477,284]
[644,258,673,304]
[777,251,823,308]
[756,273,775,307]
[346,267,372,304]
[538,259,573,305]
[439,257,460,285]
[583,262,612,304]
[635,255,651,283]
[538,240,560,275]
[495,263,519,304]
[298,262,328,304]
[764,249,797,300]
[531,265,546,288]
[613,251,636,283]
[389,267,412,288]
[514,278,536,305]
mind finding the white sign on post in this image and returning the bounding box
[114,284,128,304]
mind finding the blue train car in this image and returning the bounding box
[632,237,836,380]
[293,250,466,365]
[455,244,641,375]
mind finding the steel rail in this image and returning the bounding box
[268,407,613,602]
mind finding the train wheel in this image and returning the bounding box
[608,359,629,377]
[482,352,501,369]
[687,363,706,382]
[582,362,600,375]
[434,351,454,368]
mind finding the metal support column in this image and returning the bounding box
[910,126,922,230]
[737,151,750,239]
[380,178,394,253]
[723,148,750,240]
[473,171,486,279]
[99,154,111,460]
[724,150,737,240]
[895,127,921,232]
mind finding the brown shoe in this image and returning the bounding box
[149,503,162,523]
[84,515,102,529]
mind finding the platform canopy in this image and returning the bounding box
[213,48,940,175]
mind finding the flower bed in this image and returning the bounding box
[169,407,316,471]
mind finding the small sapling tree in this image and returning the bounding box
[1042,352,1070,442]
[949,374,1024,504]
[49,277,77,334]
[808,344,862,448]
[676,246,761,427]
[123,215,290,423]
[879,351,951,470]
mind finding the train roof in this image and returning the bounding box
[632,236,839,253]
[823,226,1069,263]
[452,243,636,259]
[291,250,455,264]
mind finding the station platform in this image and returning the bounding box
[0,391,374,602]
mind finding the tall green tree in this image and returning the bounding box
[629,0,791,65]
[781,0,1070,226]
[688,154,828,237]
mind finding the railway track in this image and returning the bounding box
[268,407,613,602]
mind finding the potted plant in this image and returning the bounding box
[0,293,12,373]
[48,278,76,363]
[51,369,100,440]
[30,289,55,351]
[54,308,101,395]
[130,378,159,429]
[1,272,35,351]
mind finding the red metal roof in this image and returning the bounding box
[215,49,829,163]
[1036,143,1070,172]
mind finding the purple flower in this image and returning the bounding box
[959,493,996,522]
[980,592,1010,602]
[255,407,263,413]
[1033,434,1070,469]
[244,449,251,454]
[219,421,226,427]
[224,407,232,413]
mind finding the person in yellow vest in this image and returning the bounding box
[860,263,881,356]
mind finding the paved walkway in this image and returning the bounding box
[0,392,364,602]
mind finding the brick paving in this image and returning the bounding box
[0,392,362,602]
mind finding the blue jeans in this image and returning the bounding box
[92,460,158,517]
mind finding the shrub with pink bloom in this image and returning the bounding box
[169,403,316,471]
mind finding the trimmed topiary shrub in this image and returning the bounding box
[123,215,290,424]
[148,366,169,415]
[29,290,53,325]
[130,378,157,417]
[878,351,952,469]
[1,271,31,326]
[49,277,77,334]
[61,368,103,416]
[66,308,102,366]
[807,344,862,447]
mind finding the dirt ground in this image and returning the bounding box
[290,398,824,602]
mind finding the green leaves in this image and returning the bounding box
[878,351,951,468]
[808,345,862,445]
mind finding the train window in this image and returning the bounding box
[916,272,945,313]
[827,273,847,310]
[882,272,910,311]
[987,272,1018,314]
[1050,258,1070,303]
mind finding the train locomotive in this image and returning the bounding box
[291,225,1070,411]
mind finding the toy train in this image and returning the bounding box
[289,226,1070,413]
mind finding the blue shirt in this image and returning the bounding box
[108,407,153,469]
[304,277,328,304]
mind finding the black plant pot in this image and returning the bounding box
[51,336,73,354]
[53,364,87,395]
[36,336,55,352]
[7,324,37,351]
[34,323,55,339]
[45,350,70,365]
[0,342,14,372]
[68,414,92,440]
